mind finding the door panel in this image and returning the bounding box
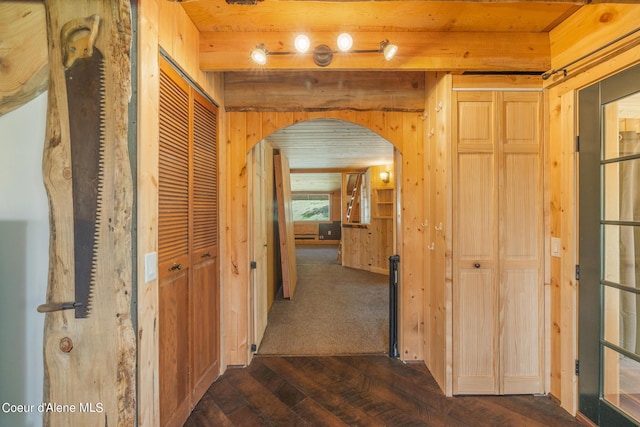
[191,254,219,400]
[250,141,269,348]
[159,270,190,426]
[578,63,640,426]
[502,269,543,393]
[454,269,498,394]
[158,62,191,427]
[453,91,499,395]
[458,154,495,259]
[500,92,543,394]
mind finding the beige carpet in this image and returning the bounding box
[257,245,389,356]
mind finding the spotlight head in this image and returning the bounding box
[294,34,311,53]
[250,44,268,65]
[380,40,398,61]
[337,33,353,52]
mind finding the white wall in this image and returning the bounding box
[0,93,49,427]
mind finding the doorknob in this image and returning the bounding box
[474,263,481,269]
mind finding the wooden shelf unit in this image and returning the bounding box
[374,187,394,219]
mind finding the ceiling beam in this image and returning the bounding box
[225,71,425,112]
[200,31,550,71]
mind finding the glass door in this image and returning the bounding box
[579,64,640,427]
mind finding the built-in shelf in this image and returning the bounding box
[374,188,394,219]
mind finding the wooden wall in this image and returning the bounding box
[545,3,640,416]
[424,72,453,394]
[133,2,640,423]
[224,110,428,364]
[137,2,224,426]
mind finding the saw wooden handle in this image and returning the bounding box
[61,14,100,69]
[37,302,81,313]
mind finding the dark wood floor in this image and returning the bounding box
[184,355,584,426]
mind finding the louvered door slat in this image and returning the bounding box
[159,69,189,265]
[192,94,218,251]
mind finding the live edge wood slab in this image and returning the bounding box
[41,1,135,426]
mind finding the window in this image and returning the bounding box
[292,194,331,221]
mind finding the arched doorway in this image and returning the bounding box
[247,118,400,355]
[222,108,427,367]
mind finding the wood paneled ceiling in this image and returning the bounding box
[266,119,393,191]
[180,0,592,72]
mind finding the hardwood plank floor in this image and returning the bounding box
[185,356,584,426]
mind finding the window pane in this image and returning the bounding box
[603,93,640,161]
[602,159,640,223]
[603,286,640,356]
[292,194,331,221]
[603,347,640,424]
[602,224,640,290]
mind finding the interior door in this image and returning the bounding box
[274,152,298,298]
[499,92,544,394]
[453,91,500,395]
[250,141,269,348]
[579,63,640,427]
[190,90,220,401]
[158,64,191,426]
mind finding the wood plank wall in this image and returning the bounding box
[137,2,224,427]
[224,110,428,364]
[424,72,453,395]
[133,2,640,423]
[545,3,640,416]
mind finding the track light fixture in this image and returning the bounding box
[250,34,398,66]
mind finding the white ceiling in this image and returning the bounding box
[265,118,394,192]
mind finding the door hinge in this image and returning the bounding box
[251,343,257,352]
[250,261,257,269]
[575,264,580,281]
[575,359,580,376]
[575,136,580,152]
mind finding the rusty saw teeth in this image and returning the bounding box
[62,15,104,318]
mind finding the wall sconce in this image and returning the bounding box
[380,171,390,184]
[250,34,398,67]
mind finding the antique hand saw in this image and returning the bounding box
[65,15,105,318]
[38,15,105,318]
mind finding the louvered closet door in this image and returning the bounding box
[190,90,219,402]
[158,61,192,427]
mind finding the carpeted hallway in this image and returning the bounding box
[257,244,389,356]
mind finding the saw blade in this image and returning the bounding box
[63,15,105,318]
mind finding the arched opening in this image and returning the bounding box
[247,118,401,355]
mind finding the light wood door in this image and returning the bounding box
[274,153,298,299]
[499,92,543,394]
[158,62,191,425]
[250,141,269,348]
[453,91,543,395]
[453,91,499,394]
[190,90,219,401]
